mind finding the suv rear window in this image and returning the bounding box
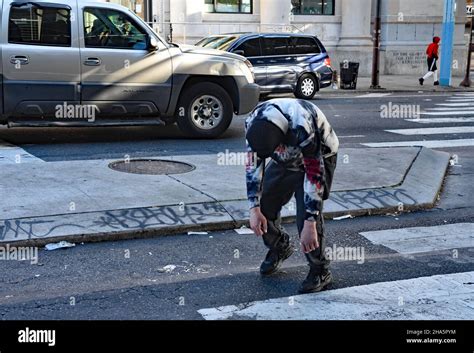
[8,3,71,46]
[262,37,289,56]
[289,37,321,55]
[197,36,238,51]
[233,38,262,57]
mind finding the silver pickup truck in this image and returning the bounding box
[0,0,260,137]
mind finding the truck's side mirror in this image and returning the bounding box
[233,50,245,56]
[149,37,159,51]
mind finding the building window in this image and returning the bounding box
[106,0,149,20]
[291,0,335,15]
[205,0,252,14]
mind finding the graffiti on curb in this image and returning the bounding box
[93,203,229,229]
[329,189,417,210]
[0,219,86,241]
[0,203,229,241]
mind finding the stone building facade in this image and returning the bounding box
[105,0,469,77]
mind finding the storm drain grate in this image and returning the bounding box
[108,159,195,175]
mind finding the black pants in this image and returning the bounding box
[260,161,330,272]
[427,57,437,72]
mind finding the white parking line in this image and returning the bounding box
[360,223,474,254]
[198,271,474,320]
[362,139,474,148]
[385,126,474,135]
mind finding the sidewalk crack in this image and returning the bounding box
[166,175,238,224]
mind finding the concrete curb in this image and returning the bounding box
[0,147,450,247]
[221,147,451,223]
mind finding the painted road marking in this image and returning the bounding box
[429,107,474,111]
[405,117,474,124]
[421,110,474,116]
[0,139,43,164]
[356,93,392,98]
[446,98,474,102]
[359,223,474,254]
[385,126,474,135]
[436,103,474,107]
[198,271,474,320]
[338,135,366,139]
[328,94,469,100]
[362,139,474,148]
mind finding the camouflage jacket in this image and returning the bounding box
[245,98,339,219]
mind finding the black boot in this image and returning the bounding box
[260,244,295,276]
[298,267,333,294]
[434,81,440,86]
[419,78,424,85]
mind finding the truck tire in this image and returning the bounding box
[177,82,233,138]
[294,73,318,100]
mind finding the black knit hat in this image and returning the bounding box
[246,120,285,159]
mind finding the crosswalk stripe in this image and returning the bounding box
[429,107,474,111]
[360,223,474,254]
[421,111,474,116]
[362,139,474,148]
[339,135,365,138]
[405,117,474,124]
[453,93,474,96]
[198,271,474,320]
[446,99,474,102]
[385,126,474,135]
[436,102,474,107]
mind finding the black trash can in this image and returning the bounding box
[339,62,359,89]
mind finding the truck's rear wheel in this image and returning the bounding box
[177,82,233,138]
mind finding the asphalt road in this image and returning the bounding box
[0,91,472,160]
[0,91,473,319]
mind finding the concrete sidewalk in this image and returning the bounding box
[322,74,474,94]
[0,146,450,246]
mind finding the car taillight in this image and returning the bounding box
[324,58,331,67]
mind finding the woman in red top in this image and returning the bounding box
[419,36,441,86]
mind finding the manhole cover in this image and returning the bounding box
[109,159,195,175]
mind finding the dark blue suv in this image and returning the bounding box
[195,33,333,100]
